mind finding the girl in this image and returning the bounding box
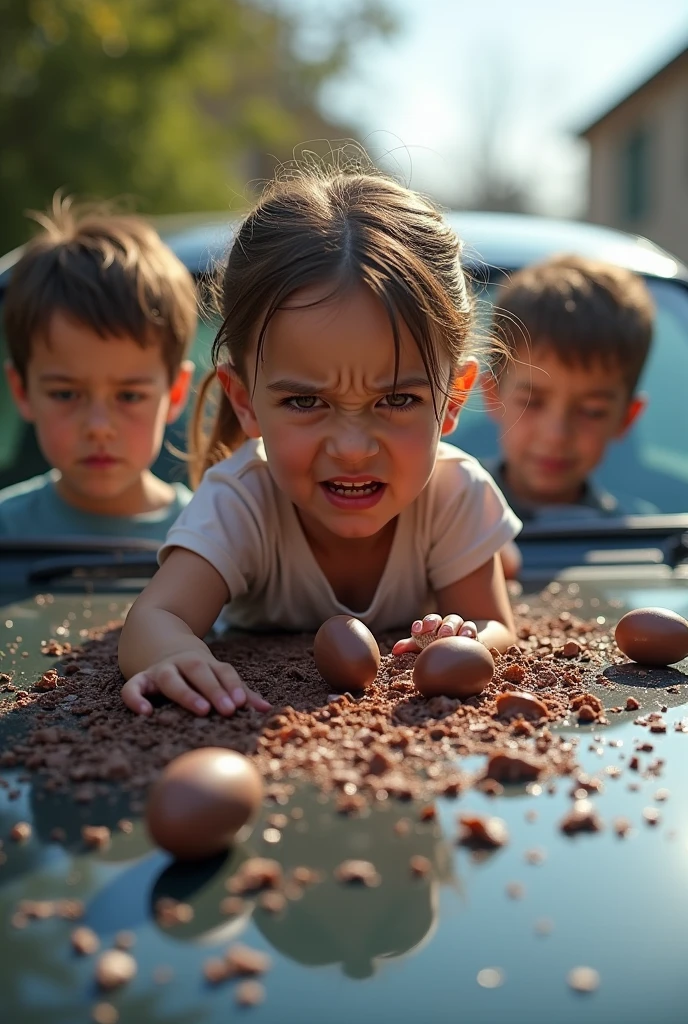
[119,167,521,717]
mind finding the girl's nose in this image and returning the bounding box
[324,417,379,463]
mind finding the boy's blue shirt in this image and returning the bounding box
[0,471,192,542]
[482,458,658,519]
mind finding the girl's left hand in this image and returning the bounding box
[392,613,478,655]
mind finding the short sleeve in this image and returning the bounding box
[426,452,522,592]
[158,465,270,600]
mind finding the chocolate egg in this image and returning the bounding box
[313,615,380,692]
[146,748,263,860]
[615,607,688,666]
[413,636,494,698]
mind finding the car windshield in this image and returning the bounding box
[1,259,687,519]
[448,275,688,514]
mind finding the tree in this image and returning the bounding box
[0,0,395,250]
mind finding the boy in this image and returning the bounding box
[0,200,197,540]
[483,254,655,521]
[480,254,655,579]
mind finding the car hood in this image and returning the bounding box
[1,576,687,1024]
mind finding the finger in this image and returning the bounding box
[410,614,440,639]
[411,614,442,650]
[392,637,425,655]
[214,663,271,713]
[459,621,478,639]
[213,662,248,712]
[121,673,155,715]
[155,664,212,716]
[182,661,243,716]
[438,614,464,638]
[244,686,272,712]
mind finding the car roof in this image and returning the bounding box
[1,209,686,287]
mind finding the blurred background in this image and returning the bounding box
[2,0,688,257]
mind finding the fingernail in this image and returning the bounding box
[412,620,422,632]
[232,688,246,705]
[439,626,452,636]
[194,697,209,713]
[219,696,235,714]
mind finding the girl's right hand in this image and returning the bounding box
[120,652,271,717]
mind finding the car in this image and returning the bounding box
[1,213,687,1024]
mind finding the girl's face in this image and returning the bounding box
[226,282,474,543]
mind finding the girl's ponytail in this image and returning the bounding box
[189,370,247,488]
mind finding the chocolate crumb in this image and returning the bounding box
[567,966,600,993]
[235,980,266,1006]
[71,926,100,955]
[334,859,381,886]
[91,1003,118,1024]
[95,950,137,990]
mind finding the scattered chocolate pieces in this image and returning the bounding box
[82,825,111,850]
[71,926,100,955]
[559,799,603,835]
[476,967,505,988]
[95,950,137,990]
[334,859,382,886]
[458,813,509,848]
[235,980,266,1006]
[91,1003,118,1024]
[409,855,432,877]
[10,822,31,842]
[567,966,600,993]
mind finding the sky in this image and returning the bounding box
[287,0,688,216]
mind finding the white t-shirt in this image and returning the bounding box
[159,438,521,633]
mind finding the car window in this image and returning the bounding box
[449,276,688,514]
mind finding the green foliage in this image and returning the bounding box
[0,0,395,250]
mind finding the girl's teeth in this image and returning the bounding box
[326,481,381,496]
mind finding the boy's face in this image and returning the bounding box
[485,344,645,506]
[6,311,191,515]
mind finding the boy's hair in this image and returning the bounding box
[191,159,474,486]
[491,254,654,392]
[4,195,198,383]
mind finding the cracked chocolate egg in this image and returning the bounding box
[146,748,263,860]
[615,607,688,666]
[313,615,380,692]
[413,636,494,698]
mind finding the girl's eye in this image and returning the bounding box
[284,396,323,412]
[118,391,146,404]
[381,392,419,410]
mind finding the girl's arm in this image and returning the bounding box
[392,554,516,654]
[119,548,270,717]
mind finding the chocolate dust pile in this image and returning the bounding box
[0,589,662,808]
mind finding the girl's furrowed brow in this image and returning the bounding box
[266,376,431,395]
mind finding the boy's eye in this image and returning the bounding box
[579,407,608,420]
[117,391,146,404]
[48,390,79,402]
[380,393,419,410]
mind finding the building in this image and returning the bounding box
[579,43,688,262]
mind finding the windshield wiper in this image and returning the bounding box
[26,551,160,584]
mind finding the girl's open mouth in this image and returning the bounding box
[320,479,386,510]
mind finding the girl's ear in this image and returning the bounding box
[216,362,261,439]
[441,358,479,435]
[5,361,33,422]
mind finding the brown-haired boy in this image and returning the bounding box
[483,254,655,520]
[0,198,197,539]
